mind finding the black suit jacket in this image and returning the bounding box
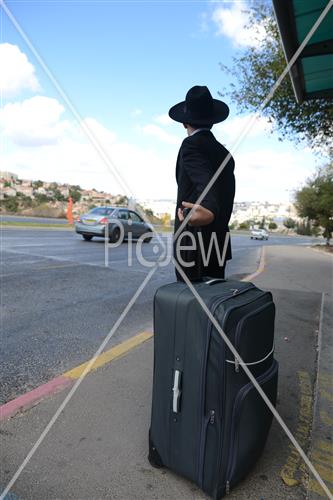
[174,130,235,280]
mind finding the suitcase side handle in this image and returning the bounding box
[172,369,182,413]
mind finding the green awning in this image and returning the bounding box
[273,0,333,103]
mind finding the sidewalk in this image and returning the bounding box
[1,245,332,499]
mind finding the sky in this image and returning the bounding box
[0,0,326,203]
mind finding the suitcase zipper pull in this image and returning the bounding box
[226,481,230,495]
[235,357,240,373]
[209,410,215,424]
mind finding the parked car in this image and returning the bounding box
[75,207,153,242]
[250,229,269,240]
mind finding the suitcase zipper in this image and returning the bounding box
[224,361,278,493]
[232,298,273,371]
[226,481,230,495]
[198,409,216,488]
[197,283,255,487]
[211,285,267,496]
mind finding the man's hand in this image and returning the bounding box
[177,201,215,227]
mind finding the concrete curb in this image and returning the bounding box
[306,293,333,498]
[0,376,72,421]
[0,332,153,422]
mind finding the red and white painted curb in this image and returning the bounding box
[0,375,73,421]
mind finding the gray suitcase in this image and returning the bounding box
[148,278,278,499]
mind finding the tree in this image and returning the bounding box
[32,180,44,189]
[239,221,250,230]
[116,195,128,206]
[295,220,312,236]
[16,193,33,208]
[2,197,19,212]
[220,2,333,155]
[52,189,65,202]
[268,221,277,230]
[283,217,296,229]
[259,217,266,229]
[294,164,333,245]
[34,193,49,204]
[69,187,81,203]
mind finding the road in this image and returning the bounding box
[1,239,332,499]
[1,227,318,404]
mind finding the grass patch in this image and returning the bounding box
[1,221,73,229]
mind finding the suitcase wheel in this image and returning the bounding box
[148,431,164,469]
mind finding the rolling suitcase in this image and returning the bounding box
[148,278,278,499]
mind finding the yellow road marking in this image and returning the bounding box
[37,263,81,270]
[308,441,333,496]
[317,441,333,454]
[281,371,313,488]
[311,449,333,466]
[307,365,333,497]
[319,373,333,389]
[320,388,333,403]
[320,410,333,427]
[64,331,153,379]
[242,245,266,282]
[310,462,333,485]
[308,478,333,496]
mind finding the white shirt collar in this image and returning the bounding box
[189,128,211,136]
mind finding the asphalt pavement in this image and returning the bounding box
[1,227,318,404]
[0,242,332,499]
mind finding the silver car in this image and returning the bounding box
[75,207,153,243]
[250,229,269,240]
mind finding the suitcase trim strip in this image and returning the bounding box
[225,344,275,367]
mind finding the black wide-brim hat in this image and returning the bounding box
[168,85,229,125]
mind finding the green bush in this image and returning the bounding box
[2,197,19,212]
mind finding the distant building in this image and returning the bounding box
[16,186,34,197]
[1,187,17,199]
[139,199,176,218]
[59,187,70,197]
[35,187,47,195]
[0,171,18,181]
[231,201,300,226]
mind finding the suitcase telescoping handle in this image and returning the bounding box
[172,369,182,413]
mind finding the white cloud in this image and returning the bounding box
[1,96,177,199]
[215,114,273,141]
[154,113,173,126]
[141,123,181,145]
[211,3,266,48]
[0,43,40,98]
[233,148,316,202]
[82,117,117,145]
[0,96,69,146]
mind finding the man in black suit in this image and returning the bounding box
[168,86,235,282]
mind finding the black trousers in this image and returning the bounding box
[174,227,228,283]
